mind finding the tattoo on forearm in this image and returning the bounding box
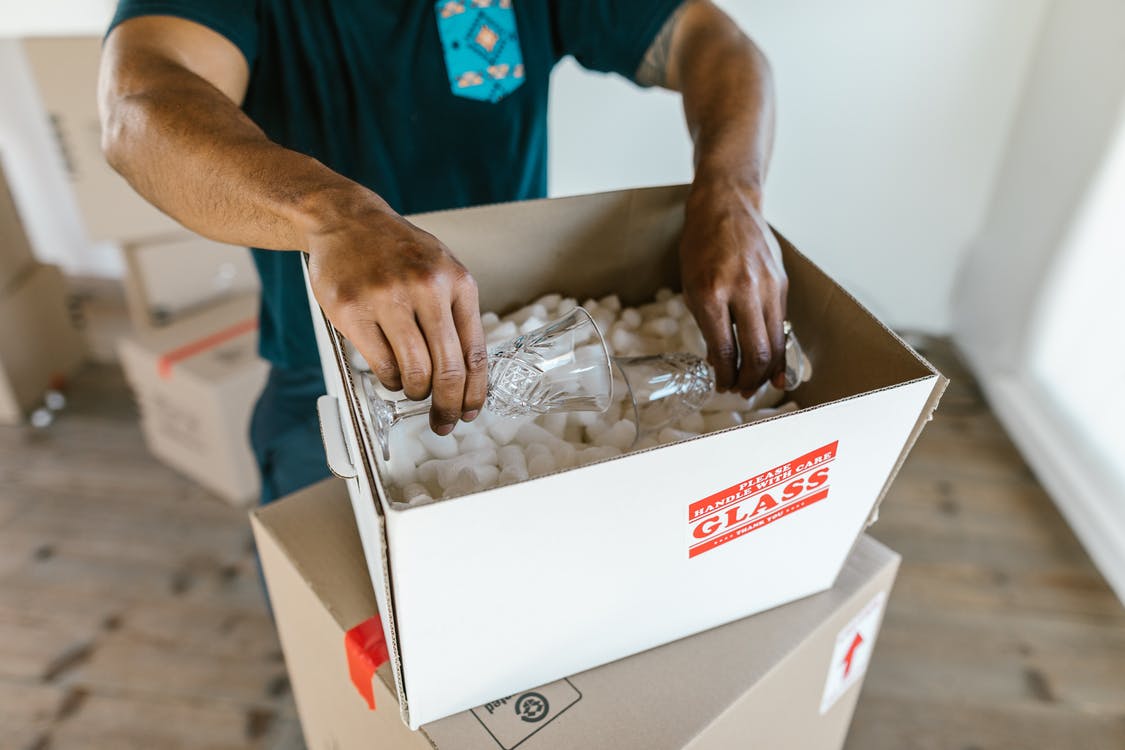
[635,2,690,88]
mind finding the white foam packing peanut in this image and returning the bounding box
[486,320,519,347]
[418,448,499,489]
[677,411,706,434]
[445,465,500,496]
[515,422,557,446]
[593,419,636,451]
[384,287,804,504]
[619,308,642,330]
[498,445,529,483]
[539,413,568,438]
[526,443,557,476]
[487,414,531,445]
[510,303,548,326]
[658,427,699,444]
[418,428,459,460]
[643,317,679,338]
[401,482,433,505]
[460,432,496,453]
[703,410,743,432]
[480,311,501,333]
[535,293,563,313]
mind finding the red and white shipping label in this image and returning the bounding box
[819,590,886,714]
[687,441,839,559]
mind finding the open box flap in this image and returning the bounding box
[303,256,414,727]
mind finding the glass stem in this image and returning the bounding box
[391,398,433,424]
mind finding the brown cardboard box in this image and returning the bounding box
[68,276,133,365]
[0,264,85,423]
[0,156,38,295]
[252,478,900,750]
[118,296,269,505]
[22,37,182,243]
[121,233,260,333]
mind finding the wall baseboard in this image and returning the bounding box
[975,372,1125,605]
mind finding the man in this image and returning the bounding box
[99,0,787,504]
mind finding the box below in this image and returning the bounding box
[252,478,900,750]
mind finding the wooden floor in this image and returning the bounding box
[0,339,1122,750]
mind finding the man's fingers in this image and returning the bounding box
[763,295,787,387]
[356,324,402,391]
[380,310,432,402]
[731,296,774,396]
[416,299,466,435]
[452,279,488,419]
[691,297,737,392]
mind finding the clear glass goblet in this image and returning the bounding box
[362,306,613,460]
[615,321,810,439]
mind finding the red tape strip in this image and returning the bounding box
[156,317,258,379]
[344,615,390,710]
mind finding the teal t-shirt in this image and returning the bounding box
[109,0,683,370]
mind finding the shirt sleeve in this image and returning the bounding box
[107,0,260,70]
[549,0,686,79]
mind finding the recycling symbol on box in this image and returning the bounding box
[513,692,549,723]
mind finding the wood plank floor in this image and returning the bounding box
[0,339,1121,749]
[849,338,1125,750]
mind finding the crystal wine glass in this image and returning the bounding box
[615,321,810,439]
[362,306,613,460]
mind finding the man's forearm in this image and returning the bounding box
[640,2,775,206]
[639,2,786,393]
[101,53,380,252]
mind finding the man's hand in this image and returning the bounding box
[305,199,487,435]
[635,1,781,394]
[680,177,787,395]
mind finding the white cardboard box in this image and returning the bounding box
[22,37,182,244]
[0,263,85,424]
[121,233,260,333]
[306,185,946,727]
[118,296,268,505]
[252,478,901,750]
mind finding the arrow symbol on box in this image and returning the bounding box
[842,632,864,677]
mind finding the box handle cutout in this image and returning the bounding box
[317,395,357,479]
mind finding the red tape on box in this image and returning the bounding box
[344,615,390,710]
[156,317,258,379]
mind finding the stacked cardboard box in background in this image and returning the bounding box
[67,275,134,365]
[22,34,270,505]
[255,479,900,750]
[0,157,85,424]
[116,234,268,506]
[22,36,182,244]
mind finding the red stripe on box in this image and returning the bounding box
[687,441,838,521]
[688,488,830,558]
[344,616,390,711]
[156,317,258,379]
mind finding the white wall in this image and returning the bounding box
[0,1,115,37]
[953,0,1125,603]
[549,0,1048,332]
[2,0,1049,316]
